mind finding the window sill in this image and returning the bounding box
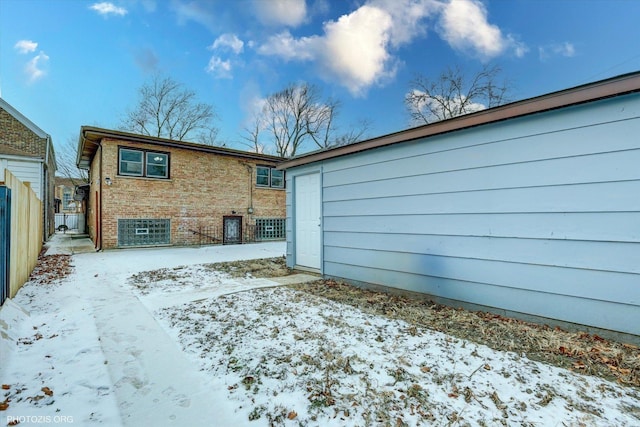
[255,186,285,191]
[116,175,172,182]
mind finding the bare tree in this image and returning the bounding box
[244,82,369,158]
[56,135,88,184]
[405,64,510,125]
[333,118,371,147]
[120,74,219,144]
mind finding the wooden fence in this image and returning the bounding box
[1,170,42,299]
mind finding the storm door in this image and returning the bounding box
[223,216,242,244]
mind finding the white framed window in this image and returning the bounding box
[256,166,284,189]
[62,189,73,209]
[119,147,169,179]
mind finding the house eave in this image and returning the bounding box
[0,97,49,139]
[76,126,284,170]
[278,71,640,170]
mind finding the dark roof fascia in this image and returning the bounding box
[76,126,283,170]
[278,71,640,170]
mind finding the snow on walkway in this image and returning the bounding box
[2,237,639,426]
[1,241,286,426]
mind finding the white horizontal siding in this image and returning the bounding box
[297,93,640,335]
[2,158,42,200]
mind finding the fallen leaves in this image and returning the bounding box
[291,279,640,387]
[27,254,73,285]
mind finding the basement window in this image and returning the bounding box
[118,219,170,247]
[256,166,284,189]
[255,218,286,240]
[119,147,169,179]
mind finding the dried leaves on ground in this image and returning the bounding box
[28,253,73,285]
[289,278,640,389]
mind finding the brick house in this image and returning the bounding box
[76,126,286,249]
[0,98,56,240]
[54,177,83,213]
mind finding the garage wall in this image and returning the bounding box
[292,93,640,336]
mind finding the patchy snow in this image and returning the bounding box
[1,238,639,426]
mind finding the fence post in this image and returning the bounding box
[0,186,11,305]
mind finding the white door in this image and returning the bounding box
[295,172,321,269]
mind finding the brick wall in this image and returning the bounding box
[0,109,47,157]
[97,139,285,248]
[0,106,56,239]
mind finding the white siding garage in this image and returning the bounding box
[280,73,640,337]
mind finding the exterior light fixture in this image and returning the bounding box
[105,177,112,186]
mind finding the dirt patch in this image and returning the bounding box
[134,255,639,389]
[201,256,291,278]
[288,278,640,389]
[127,257,293,295]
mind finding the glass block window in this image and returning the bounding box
[118,219,170,247]
[255,218,286,240]
[119,147,169,179]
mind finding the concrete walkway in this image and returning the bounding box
[45,231,96,255]
[65,241,316,426]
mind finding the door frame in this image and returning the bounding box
[223,215,243,245]
[293,170,322,272]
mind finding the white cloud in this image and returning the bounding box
[90,2,128,16]
[370,0,439,46]
[253,0,307,27]
[257,31,318,61]
[206,56,233,79]
[318,5,395,96]
[438,0,505,59]
[256,0,524,95]
[25,51,50,83]
[14,40,38,54]
[257,6,396,96]
[210,34,244,54]
[171,1,217,31]
[554,42,576,57]
[539,42,576,61]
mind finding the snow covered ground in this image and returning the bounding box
[1,237,639,426]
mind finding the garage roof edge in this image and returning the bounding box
[277,71,640,170]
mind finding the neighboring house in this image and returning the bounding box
[278,72,640,337]
[0,98,56,240]
[76,126,286,249]
[54,177,83,213]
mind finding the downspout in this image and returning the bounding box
[245,164,254,215]
[98,140,103,251]
[43,135,51,240]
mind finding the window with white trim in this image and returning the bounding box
[119,147,169,179]
[256,166,284,189]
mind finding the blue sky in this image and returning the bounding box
[2,0,640,160]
